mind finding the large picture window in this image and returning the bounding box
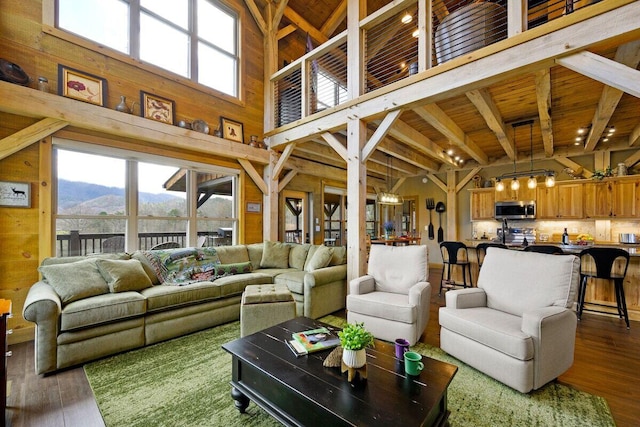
[53,140,239,257]
[57,0,239,97]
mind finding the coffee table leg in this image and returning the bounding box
[231,387,250,413]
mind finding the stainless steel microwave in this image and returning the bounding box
[494,201,536,220]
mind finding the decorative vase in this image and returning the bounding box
[342,348,367,369]
[115,95,131,114]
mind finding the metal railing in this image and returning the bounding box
[55,231,230,257]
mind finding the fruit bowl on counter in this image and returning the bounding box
[573,234,595,246]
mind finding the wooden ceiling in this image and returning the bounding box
[256,0,640,182]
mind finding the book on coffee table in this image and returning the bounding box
[290,327,340,354]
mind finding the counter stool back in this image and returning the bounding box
[439,241,473,295]
[578,247,630,329]
[524,245,564,255]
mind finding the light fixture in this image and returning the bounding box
[401,11,412,24]
[377,155,404,205]
[494,120,555,191]
[412,28,419,38]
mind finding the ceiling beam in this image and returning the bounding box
[384,119,455,170]
[562,41,640,151]
[465,88,516,160]
[413,104,489,165]
[243,0,267,34]
[238,159,268,194]
[283,6,328,44]
[630,122,640,147]
[321,132,348,162]
[277,24,297,40]
[555,156,593,178]
[0,118,69,161]
[362,110,401,162]
[320,0,347,36]
[534,68,554,157]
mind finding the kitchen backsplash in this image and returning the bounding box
[471,220,640,242]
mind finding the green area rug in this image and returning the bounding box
[84,316,615,427]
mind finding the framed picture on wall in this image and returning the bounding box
[140,91,176,125]
[246,202,261,213]
[220,117,244,143]
[58,65,108,106]
[0,181,30,208]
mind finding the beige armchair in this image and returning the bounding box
[439,247,580,393]
[347,245,429,345]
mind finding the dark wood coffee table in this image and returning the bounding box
[222,317,457,426]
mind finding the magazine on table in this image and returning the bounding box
[286,327,341,356]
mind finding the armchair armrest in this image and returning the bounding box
[22,281,62,374]
[349,275,375,295]
[521,306,577,389]
[409,281,431,335]
[444,287,487,309]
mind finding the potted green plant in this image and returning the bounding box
[338,322,374,368]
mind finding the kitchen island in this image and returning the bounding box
[448,240,640,323]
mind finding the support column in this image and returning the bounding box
[264,150,279,242]
[346,118,367,283]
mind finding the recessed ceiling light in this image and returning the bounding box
[575,137,582,142]
[412,28,419,38]
[447,149,454,156]
[603,137,609,142]
[574,141,581,146]
[577,128,585,134]
[401,12,412,24]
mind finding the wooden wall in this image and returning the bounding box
[0,0,265,343]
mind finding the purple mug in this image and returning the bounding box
[395,338,410,359]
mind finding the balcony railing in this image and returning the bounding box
[269,0,601,129]
[55,231,232,257]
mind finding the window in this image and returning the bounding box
[54,140,239,256]
[316,70,348,110]
[57,0,239,97]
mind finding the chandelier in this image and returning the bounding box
[495,120,555,192]
[378,155,404,205]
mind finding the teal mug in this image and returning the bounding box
[404,351,424,376]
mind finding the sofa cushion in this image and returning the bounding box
[479,248,580,317]
[95,259,153,293]
[260,241,291,269]
[305,245,334,272]
[39,259,110,305]
[289,244,311,270]
[213,272,275,297]
[246,243,264,270]
[130,251,162,285]
[368,245,428,294]
[60,291,146,331]
[347,292,416,324]
[41,252,130,266]
[214,245,250,264]
[439,306,534,361]
[329,246,347,266]
[140,281,222,312]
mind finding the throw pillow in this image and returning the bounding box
[260,241,291,269]
[215,261,253,278]
[38,258,109,305]
[305,245,334,272]
[95,259,153,293]
[329,246,347,266]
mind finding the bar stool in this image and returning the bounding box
[476,242,507,268]
[578,247,630,329]
[524,245,564,255]
[439,241,473,295]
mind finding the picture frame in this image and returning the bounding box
[246,202,261,213]
[58,65,107,106]
[220,117,244,143]
[140,91,176,125]
[0,181,31,208]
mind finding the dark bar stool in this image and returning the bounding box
[440,241,473,295]
[476,242,507,268]
[524,245,564,255]
[578,247,630,329]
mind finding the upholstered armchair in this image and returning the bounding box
[347,245,429,345]
[439,247,580,393]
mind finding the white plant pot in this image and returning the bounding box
[342,348,367,368]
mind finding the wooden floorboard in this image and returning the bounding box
[5,269,639,426]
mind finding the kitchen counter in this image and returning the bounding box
[464,240,640,256]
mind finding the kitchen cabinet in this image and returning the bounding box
[536,182,583,219]
[583,178,640,218]
[470,189,495,220]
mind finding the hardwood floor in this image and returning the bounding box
[5,269,639,426]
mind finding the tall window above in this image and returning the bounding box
[57,0,239,97]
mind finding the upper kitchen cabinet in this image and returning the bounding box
[494,178,536,202]
[537,182,583,219]
[470,189,495,221]
[583,177,640,218]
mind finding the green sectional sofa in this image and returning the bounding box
[23,241,347,374]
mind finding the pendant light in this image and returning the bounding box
[378,155,403,205]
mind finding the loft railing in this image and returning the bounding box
[269,0,602,129]
[55,231,230,257]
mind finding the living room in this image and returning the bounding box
[1,0,639,425]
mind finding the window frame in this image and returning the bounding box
[52,137,241,254]
[44,0,244,103]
